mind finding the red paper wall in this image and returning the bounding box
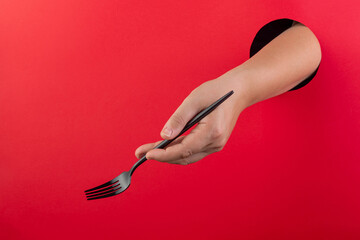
[1,1,359,239]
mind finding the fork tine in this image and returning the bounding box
[85,183,121,197]
[86,185,122,198]
[86,187,125,201]
[85,182,120,196]
[84,179,118,193]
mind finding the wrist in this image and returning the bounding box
[216,65,255,111]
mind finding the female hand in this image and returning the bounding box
[134,76,249,165]
[135,22,321,165]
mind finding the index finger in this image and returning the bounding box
[134,136,186,159]
[146,122,210,162]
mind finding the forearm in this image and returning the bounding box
[221,23,321,108]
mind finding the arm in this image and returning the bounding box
[135,23,321,165]
[226,22,321,107]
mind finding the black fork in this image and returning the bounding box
[84,90,234,200]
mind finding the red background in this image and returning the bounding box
[1,0,359,239]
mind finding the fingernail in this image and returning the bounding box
[162,127,172,138]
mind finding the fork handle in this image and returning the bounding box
[129,90,234,175]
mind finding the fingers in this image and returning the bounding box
[170,152,210,165]
[136,139,209,165]
[146,123,210,162]
[135,140,162,159]
[136,109,229,165]
[160,93,207,140]
[134,136,186,159]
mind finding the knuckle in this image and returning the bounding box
[181,148,193,159]
[210,125,224,139]
[213,139,227,152]
[219,137,228,147]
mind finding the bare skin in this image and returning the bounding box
[135,23,322,165]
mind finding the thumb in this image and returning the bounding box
[161,95,204,140]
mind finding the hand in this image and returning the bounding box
[135,21,322,165]
[134,76,249,165]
